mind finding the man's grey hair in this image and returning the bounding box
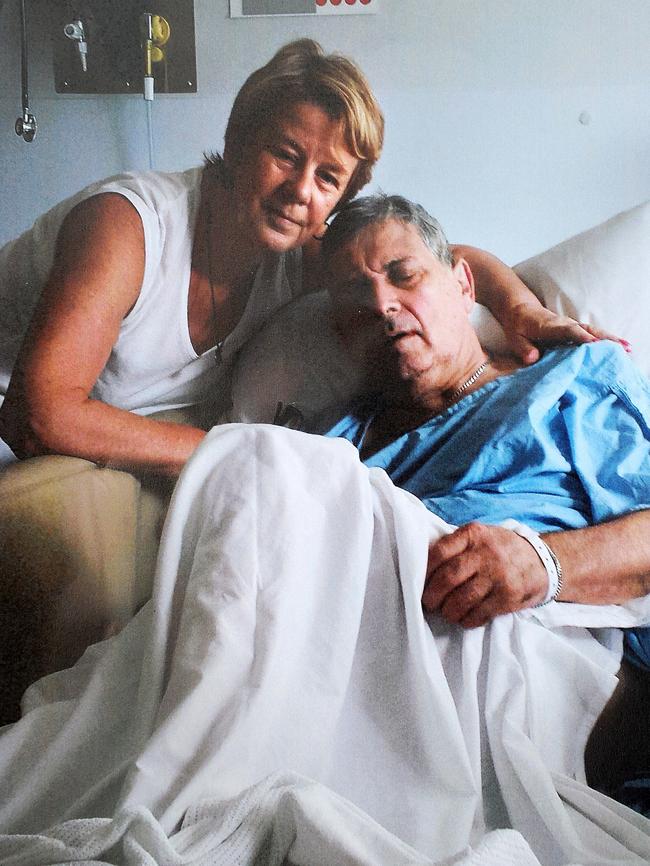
[321,193,453,267]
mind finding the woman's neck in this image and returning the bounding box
[187,169,262,354]
[198,168,263,291]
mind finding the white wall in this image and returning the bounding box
[1,0,648,262]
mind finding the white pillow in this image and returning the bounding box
[229,200,650,423]
[228,294,509,424]
[514,200,650,379]
[228,291,362,424]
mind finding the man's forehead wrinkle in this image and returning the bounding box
[364,254,417,278]
[334,250,414,292]
[383,255,415,271]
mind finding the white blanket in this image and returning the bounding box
[1,425,649,865]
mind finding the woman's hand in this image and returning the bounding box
[451,244,629,365]
[500,303,629,365]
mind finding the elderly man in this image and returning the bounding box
[319,193,650,804]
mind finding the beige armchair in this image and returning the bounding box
[0,408,200,723]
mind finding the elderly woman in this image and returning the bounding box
[0,39,599,475]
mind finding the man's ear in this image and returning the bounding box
[452,258,476,311]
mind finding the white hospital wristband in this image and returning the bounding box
[500,519,563,606]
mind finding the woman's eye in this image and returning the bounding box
[318,171,339,189]
[271,146,296,163]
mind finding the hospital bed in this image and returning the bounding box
[0,200,649,865]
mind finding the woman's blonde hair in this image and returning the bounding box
[206,39,384,206]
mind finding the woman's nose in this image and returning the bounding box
[284,166,312,204]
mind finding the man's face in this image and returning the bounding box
[326,219,475,392]
[229,101,359,255]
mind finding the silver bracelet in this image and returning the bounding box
[543,541,564,603]
[500,519,563,606]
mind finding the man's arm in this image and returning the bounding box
[542,511,650,604]
[423,510,650,629]
[0,194,206,477]
[452,245,621,364]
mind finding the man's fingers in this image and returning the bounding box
[425,523,496,610]
[424,526,477,610]
[424,523,550,626]
[458,595,503,629]
[422,554,477,610]
[439,574,493,624]
[426,524,475,573]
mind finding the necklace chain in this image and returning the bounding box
[446,359,490,404]
[204,205,258,366]
[204,208,223,366]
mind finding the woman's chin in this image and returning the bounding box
[257,218,304,253]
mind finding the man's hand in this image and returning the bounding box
[423,522,548,627]
[503,303,629,366]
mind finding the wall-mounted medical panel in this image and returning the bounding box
[230,0,377,17]
[53,1,197,94]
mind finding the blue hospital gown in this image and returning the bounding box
[325,342,650,532]
[324,341,650,667]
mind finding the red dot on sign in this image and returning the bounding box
[329,0,342,6]
[360,0,371,4]
[345,0,357,5]
[316,0,326,4]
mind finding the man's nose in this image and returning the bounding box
[366,282,400,317]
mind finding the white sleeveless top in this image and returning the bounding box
[0,168,303,416]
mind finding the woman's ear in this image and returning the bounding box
[452,258,476,311]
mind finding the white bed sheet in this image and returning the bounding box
[1,424,649,865]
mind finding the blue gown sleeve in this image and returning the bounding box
[559,344,650,524]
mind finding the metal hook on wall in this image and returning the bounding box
[63,19,88,73]
[15,0,37,142]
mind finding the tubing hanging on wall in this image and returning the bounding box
[53,1,196,95]
[15,0,37,142]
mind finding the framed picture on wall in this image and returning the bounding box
[229,0,377,17]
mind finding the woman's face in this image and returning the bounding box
[230,101,359,254]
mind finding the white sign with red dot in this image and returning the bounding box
[230,0,377,17]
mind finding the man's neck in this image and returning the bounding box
[361,351,521,459]
[360,391,441,460]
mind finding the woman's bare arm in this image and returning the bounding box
[451,244,620,364]
[0,194,205,476]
